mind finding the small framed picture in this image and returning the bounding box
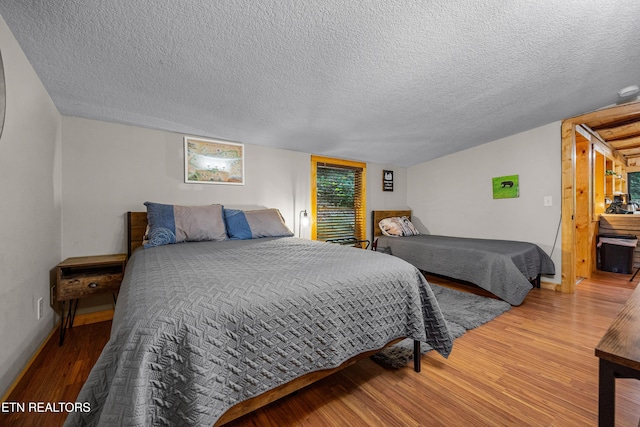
[492,174,519,199]
[383,170,394,192]
[184,136,244,185]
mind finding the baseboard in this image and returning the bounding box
[540,280,560,291]
[72,308,114,326]
[0,309,113,402]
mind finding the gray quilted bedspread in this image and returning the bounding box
[376,235,556,306]
[65,237,452,426]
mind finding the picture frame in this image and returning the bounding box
[0,51,5,140]
[492,174,519,199]
[184,136,244,185]
[383,170,394,191]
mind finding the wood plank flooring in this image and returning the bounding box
[2,271,640,426]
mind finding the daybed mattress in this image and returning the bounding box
[65,237,453,426]
[376,234,556,306]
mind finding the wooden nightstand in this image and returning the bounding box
[53,254,127,345]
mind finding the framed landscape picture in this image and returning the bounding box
[184,136,244,185]
[492,174,519,199]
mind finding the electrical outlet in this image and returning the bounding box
[37,297,43,320]
[544,196,552,207]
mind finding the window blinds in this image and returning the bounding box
[316,163,365,242]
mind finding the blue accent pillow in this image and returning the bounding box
[144,202,176,247]
[223,209,253,240]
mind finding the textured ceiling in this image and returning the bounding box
[1,1,639,166]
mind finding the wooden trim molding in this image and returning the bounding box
[310,155,367,241]
[560,120,576,293]
[72,309,114,327]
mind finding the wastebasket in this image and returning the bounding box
[597,234,637,274]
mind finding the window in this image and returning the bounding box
[629,171,640,204]
[311,156,366,242]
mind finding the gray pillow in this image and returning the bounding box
[224,208,293,239]
[174,204,228,242]
[144,202,227,248]
[244,208,293,238]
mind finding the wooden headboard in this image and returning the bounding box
[127,211,148,258]
[371,210,412,239]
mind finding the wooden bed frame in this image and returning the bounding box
[127,211,148,258]
[125,212,419,425]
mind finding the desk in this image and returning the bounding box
[595,284,640,426]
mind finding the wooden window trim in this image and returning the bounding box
[311,155,367,241]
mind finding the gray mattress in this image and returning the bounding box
[375,234,556,306]
[65,237,453,426]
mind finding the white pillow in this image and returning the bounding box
[379,216,420,237]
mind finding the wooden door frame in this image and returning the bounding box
[561,101,640,292]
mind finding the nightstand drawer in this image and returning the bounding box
[57,272,123,301]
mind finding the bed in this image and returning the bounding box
[372,210,556,306]
[65,208,453,426]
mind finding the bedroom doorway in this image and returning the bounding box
[561,101,640,293]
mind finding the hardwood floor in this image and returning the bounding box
[2,271,639,426]
[1,321,111,427]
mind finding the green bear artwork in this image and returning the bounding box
[492,174,519,199]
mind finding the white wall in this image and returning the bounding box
[61,117,408,257]
[61,117,311,257]
[0,17,62,396]
[61,117,407,311]
[407,122,562,283]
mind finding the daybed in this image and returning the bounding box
[372,210,555,306]
[65,205,453,426]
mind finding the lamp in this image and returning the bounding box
[298,210,309,237]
